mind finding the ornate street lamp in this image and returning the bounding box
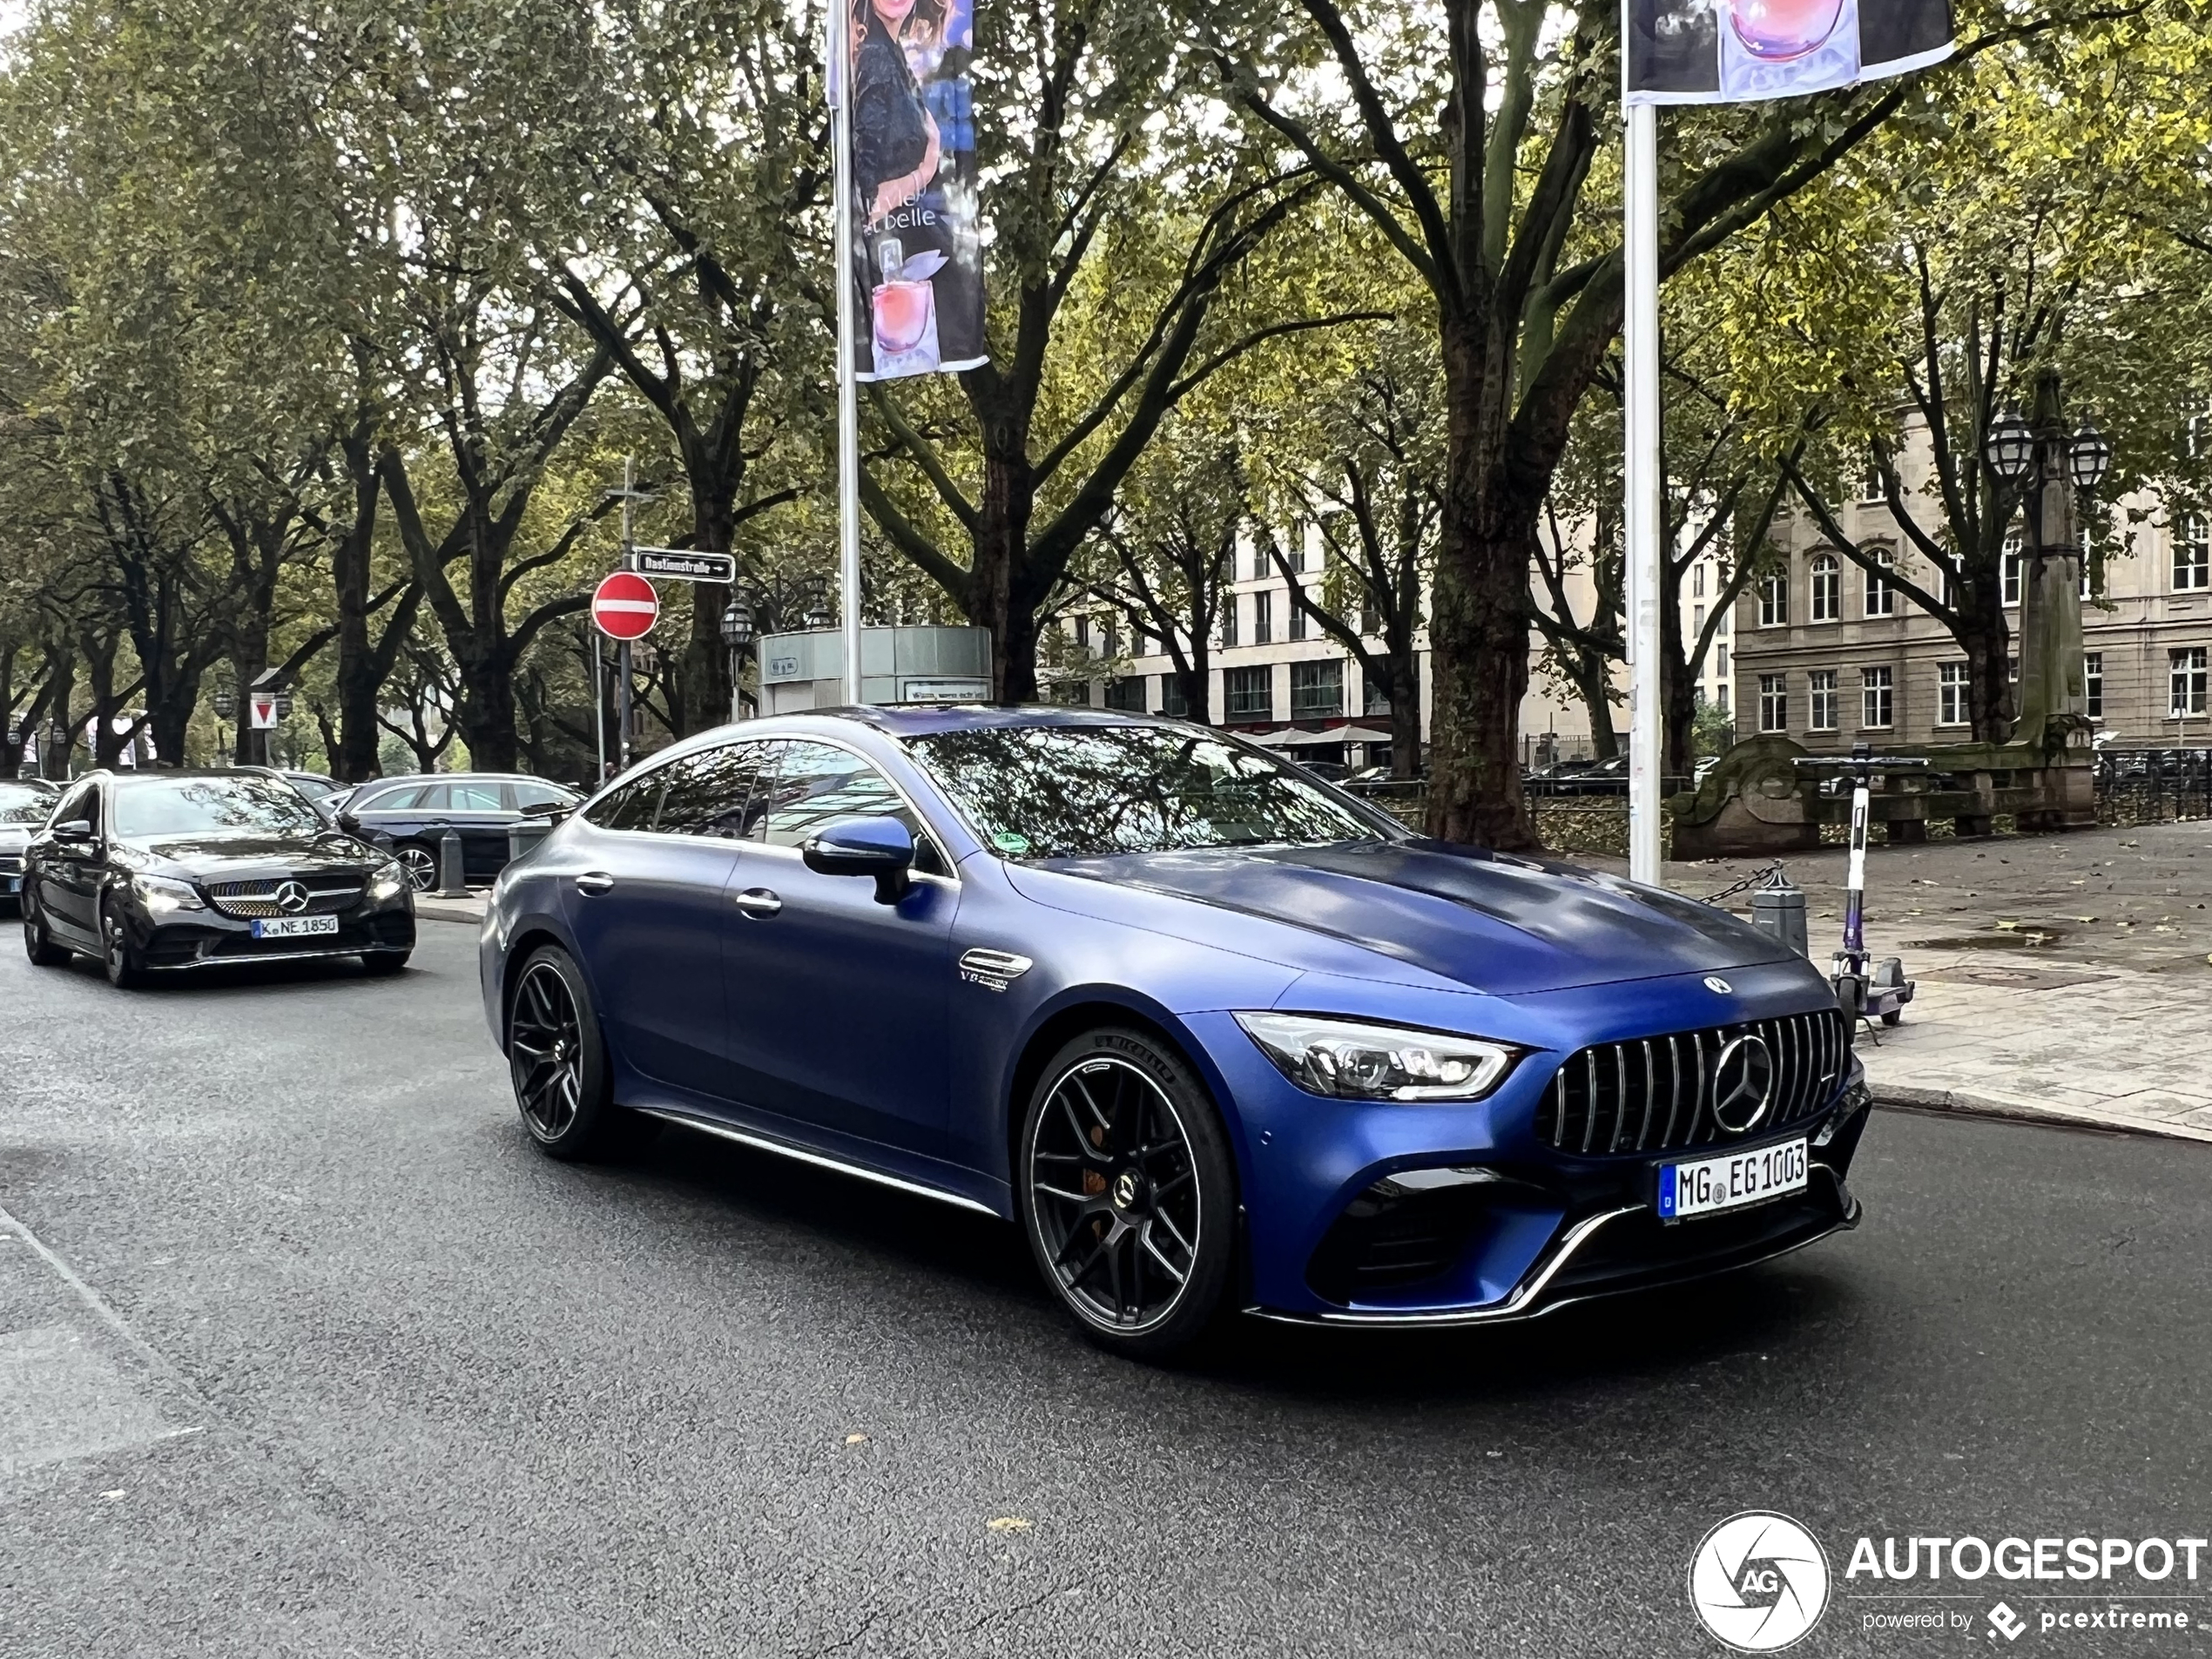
[804,602,833,631]
[1983,405,2035,483]
[2067,417,2113,493]
[721,598,756,721]
[211,687,235,765]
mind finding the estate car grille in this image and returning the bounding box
[1534,1008,1850,1157]
[205,876,366,919]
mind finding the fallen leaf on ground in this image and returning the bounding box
[844,1433,869,1445]
[987,1517,1032,1533]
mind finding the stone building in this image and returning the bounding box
[1730,430,2209,751]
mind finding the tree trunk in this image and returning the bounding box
[455,655,519,772]
[1573,658,1618,759]
[669,478,734,734]
[332,430,387,782]
[969,392,1036,701]
[1423,325,1538,849]
[1962,583,2013,742]
[38,654,74,780]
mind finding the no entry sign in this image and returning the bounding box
[591,570,660,640]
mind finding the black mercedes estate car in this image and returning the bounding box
[20,769,415,987]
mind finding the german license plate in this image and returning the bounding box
[1657,1138,1808,1220]
[253,914,339,939]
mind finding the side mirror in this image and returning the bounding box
[802,815,914,905]
[336,810,362,833]
[519,799,575,822]
[50,818,93,844]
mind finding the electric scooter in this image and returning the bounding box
[1793,745,1929,1028]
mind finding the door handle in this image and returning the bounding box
[574,871,616,895]
[732,887,782,919]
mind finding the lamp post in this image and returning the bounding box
[212,688,235,765]
[1981,368,2110,768]
[721,598,756,722]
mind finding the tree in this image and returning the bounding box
[1214,0,2033,846]
[859,0,1379,700]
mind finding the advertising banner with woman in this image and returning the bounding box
[842,0,987,381]
[1626,0,1952,104]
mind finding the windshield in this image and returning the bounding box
[111,777,327,840]
[0,783,54,826]
[907,725,1392,860]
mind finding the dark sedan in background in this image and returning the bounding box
[21,769,414,987]
[338,772,581,890]
[0,778,60,912]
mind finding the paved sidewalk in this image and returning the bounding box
[413,892,488,923]
[1653,818,2212,1142]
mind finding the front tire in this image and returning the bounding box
[507,945,653,1160]
[397,843,439,892]
[23,904,68,967]
[101,898,148,989]
[1017,1026,1238,1361]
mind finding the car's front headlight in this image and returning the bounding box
[1236,1013,1521,1103]
[366,860,408,904]
[131,873,206,917]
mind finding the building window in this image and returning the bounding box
[1863,548,1897,617]
[1715,644,1729,678]
[1938,663,1969,726]
[1358,604,1379,637]
[1073,616,1091,651]
[1692,563,1706,598]
[1757,674,1787,732]
[1808,670,1838,732]
[1758,575,1787,628]
[1810,556,1840,624]
[1225,664,1272,721]
[1861,665,1894,729]
[1250,543,1270,582]
[1104,676,1146,711]
[2084,651,2103,719]
[1858,458,1885,502]
[1221,597,1238,648]
[2171,647,2208,718]
[1252,590,1274,646]
[1053,678,1092,707]
[1715,683,1730,714]
[1692,603,1706,636]
[1289,601,1307,643]
[1159,674,1189,718]
[1290,659,1343,719]
[2175,516,2210,591]
[2002,532,2023,606]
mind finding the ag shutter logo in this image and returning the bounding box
[1689,1512,1832,1651]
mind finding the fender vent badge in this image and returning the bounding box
[959,948,1035,993]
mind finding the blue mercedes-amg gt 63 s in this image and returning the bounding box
[480,706,1868,1359]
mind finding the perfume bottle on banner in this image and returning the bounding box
[1720,0,1858,94]
[869,238,946,376]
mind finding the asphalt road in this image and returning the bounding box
[3,918,2209,1657]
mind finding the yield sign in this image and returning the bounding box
[249,694,279,730]
[591,570,660,640]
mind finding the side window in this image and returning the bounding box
[583,772,663,832]
[358,784,422,812]
[758,740,948,874]
[655,743,775,839]
[449,782,504,812]
[410,783,452,811]
[509,780,570,809]
[53,781,96,832]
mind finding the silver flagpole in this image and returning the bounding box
[832,16,865,705]
[1622,97,1664,888]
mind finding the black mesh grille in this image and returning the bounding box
[205,875,367,918]
[1534,1008,1849,1157]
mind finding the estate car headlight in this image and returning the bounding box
[131,873,206,916]
[367,859,408,904]
[1236,1013,1521,1103]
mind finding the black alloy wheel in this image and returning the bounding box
[101,898,147,989]
[507,944,650,1160]
[1019,1028,1237,1360]
[397,844,439,892]
[23,903,68,967]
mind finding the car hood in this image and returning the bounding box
[124,832,381,878]
[1024,839,1792,995]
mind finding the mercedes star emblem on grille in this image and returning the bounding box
[274,880,312,914]
[1710,1035,1776,1134]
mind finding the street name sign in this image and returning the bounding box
[631,548,738,584]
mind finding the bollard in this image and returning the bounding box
[436,827,468,897]
[1750,866,1809,957]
